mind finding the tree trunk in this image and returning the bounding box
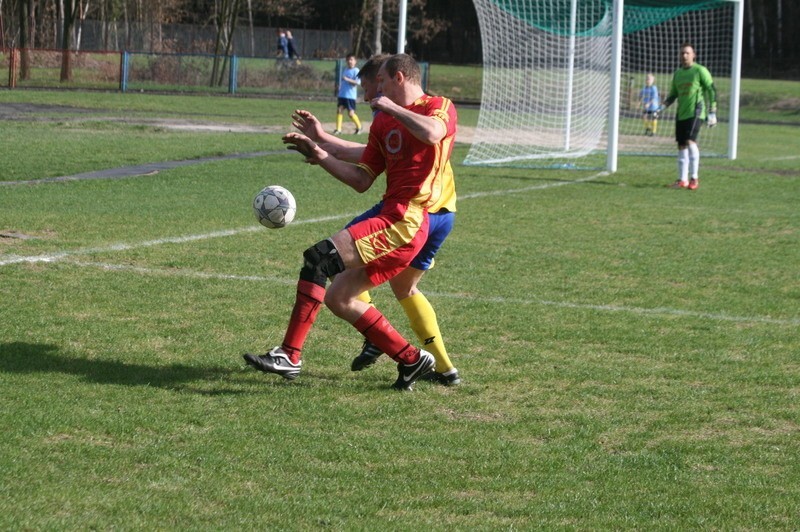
[60,0,77,81]
[373,0,383,55]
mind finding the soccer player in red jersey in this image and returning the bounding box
[290,54,460,385]
[244,54,457,391]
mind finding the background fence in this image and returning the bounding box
[1,49,428,97]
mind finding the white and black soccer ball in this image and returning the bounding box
[253,185,297,229]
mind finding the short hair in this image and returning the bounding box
[382,54,421,85]
[346,53,356,61]
[680,42,695,52]
[357,53,390,82]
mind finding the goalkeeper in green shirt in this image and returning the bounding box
[661,43,717,191]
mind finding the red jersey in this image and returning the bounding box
[356,94,457,209]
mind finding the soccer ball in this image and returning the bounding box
[253,185,297,229]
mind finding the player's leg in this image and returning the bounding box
[335,100,344,134]
[327,266,434,391]
[340,210,435,389]
[352,211,459,384]
[670,119,692,188]
[347,100,362,134]
[392,269,460,385]
[686,119,702,190]
[687,141,700,189]
[243,236,348,379]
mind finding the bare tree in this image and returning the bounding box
[59,0,79,81]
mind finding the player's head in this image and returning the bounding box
[381,54,422,86]
[358,53,390,101]
[346,54,357,68]
[680,43,695,67]
[645,73,655,86]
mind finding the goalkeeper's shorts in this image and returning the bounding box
[676,117,702,145]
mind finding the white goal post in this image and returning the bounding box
[465,0,744,172]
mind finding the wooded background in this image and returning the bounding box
[1,0,797,79]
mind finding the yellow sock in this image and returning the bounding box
[399,293,454,374]
[336,113,343,131]
[352,113,362,130]
[652,120,658,134]
[356,291,372,305]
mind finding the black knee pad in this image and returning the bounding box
[300,239,345,286]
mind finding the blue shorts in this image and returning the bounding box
[346,202,455,271]
[337,98,356,112]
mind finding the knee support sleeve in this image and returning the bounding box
[300,238,346,287]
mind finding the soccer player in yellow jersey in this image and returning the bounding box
[661,42,717,191]
[286,54,461,386]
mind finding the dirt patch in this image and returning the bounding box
[0,102,477,142]
[769,97,800,112]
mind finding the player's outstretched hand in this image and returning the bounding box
[707,112,717,128]
[283,132,320,164]
[291,109,324,141]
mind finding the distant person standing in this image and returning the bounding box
[334,54,363,135]
[661,43,717,191]
[286,30,300,61]
[639,73,660,136]
[276,28,289,59]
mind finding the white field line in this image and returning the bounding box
[0,213,352,267]
[1,173,606,267]
[759,154,800,162]
[60,259,800,326]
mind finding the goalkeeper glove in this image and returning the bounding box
[707,112,717,128]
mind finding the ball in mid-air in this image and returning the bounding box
[253,185,296,229]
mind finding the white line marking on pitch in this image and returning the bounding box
[60,259,800,326]
[1,173,605,267]
[0,213,351,266]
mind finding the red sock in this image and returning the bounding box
[281,280,325,363]
[353,307,420,364]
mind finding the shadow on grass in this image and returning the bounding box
[0,341,254,395]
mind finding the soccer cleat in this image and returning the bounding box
[351,340,384,371]
[333,129,342,136]
[243,347,301,380]
[688,178,699,190]
[354,127,361,135]
[669,180,688,189]
[391,350,435,391]
[421,369,462,386]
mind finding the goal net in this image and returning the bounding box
[465,0,740,170]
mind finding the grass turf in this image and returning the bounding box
[1,87,799,529]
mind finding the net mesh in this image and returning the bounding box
[465,0,736,169]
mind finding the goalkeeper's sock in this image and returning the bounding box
[353,306,419,364]
[688,143,700,179]
[677,148,690,183]
[281,280,326,363]
[351,113,362,130]
[399,293,455,374]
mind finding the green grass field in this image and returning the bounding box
[1,86,799,529]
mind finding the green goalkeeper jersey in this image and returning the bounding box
[667,63,717,121]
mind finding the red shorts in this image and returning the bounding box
[347,200,429,285]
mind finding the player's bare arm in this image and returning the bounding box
[319,142,366,163]
[370,95,446,145]
[282,132,374,192]
[293,109,364,159]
